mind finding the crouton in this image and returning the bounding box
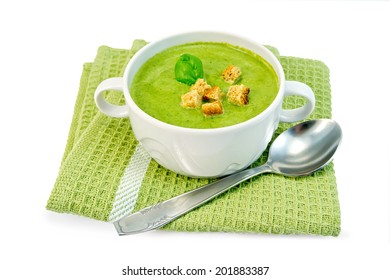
[227,84,250,106]
[181,90,202,108]
[202,100,224,116]
[202,86,225,102]
[222,65,241,84]
[190,78,211,96]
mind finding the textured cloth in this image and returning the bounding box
[46,40,340,236]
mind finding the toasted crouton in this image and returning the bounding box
[181,90,202,108]
[190,78,211,96]
[227,84,250,106]
[222,65,241,84]
[202,100,224,116]
[202,86,225,102]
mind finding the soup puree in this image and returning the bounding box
[130,42,279,129]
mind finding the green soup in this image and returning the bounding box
[130,42,279,129]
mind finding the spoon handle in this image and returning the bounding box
[114,164,272,235]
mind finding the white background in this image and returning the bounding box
[1,0,389,279]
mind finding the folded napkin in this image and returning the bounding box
[47,40,341,236]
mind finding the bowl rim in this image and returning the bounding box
[122,30,286,135]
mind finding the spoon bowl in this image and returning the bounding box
[115,119,342,235]
[267,119,342,176]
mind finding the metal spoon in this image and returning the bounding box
[114,119,342,235]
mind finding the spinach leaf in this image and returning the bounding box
[174,54,204,85]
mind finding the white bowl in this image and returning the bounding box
[95,31,315,177]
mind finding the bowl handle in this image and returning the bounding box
[280,81,315,123]
[94,77,130,118]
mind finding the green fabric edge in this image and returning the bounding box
[47,41,149,220]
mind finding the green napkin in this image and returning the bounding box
[47,40,340,236]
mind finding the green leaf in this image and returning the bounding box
[174,54,204,85]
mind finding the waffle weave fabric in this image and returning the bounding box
[46,40,341,236]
